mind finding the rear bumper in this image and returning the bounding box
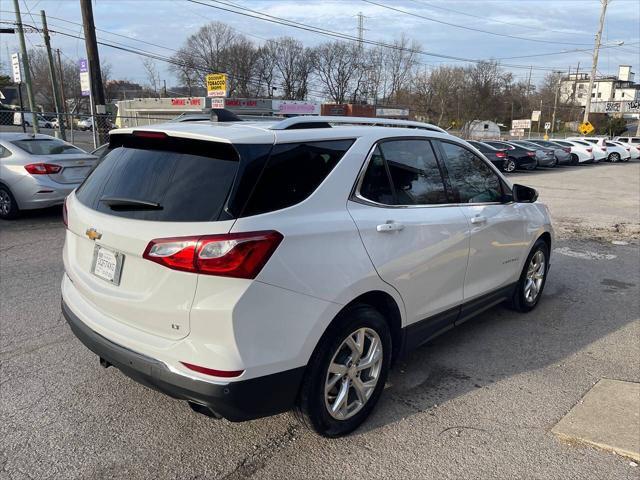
[12,175,78,210]
[62,300,305,421]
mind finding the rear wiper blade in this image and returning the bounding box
[100,196,163,210]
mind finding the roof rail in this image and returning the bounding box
[270,116,448,134]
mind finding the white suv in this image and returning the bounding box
[62,116,554,437]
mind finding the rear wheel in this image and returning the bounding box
[571,153,579,165]
[0,186,19,220]
[510,239,549,313]
[503,158,517,173]
[608,152,620,163]
[295,304,391,437]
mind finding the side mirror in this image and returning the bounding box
[512,184,538,203]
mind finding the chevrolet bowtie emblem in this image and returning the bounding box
[85,228,102,241]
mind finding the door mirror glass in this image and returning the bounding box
[512,184,538,203]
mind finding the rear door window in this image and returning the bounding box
[76,139,239,222]
[241,139,354,217]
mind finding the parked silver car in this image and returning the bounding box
[0,133,97,219]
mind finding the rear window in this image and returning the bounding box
[240,139,354,217]
[76,137,239,222]
[11,138,82,155]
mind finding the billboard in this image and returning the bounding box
[512,119,532,130]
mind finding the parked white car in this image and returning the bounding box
[605,141,632,161]
[13,112,52,129]
[566,137,606,162]
[548,140,595,164]
[614,136,640,158]
[61,116,554,437]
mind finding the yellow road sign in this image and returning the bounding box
[578,121,595,135]
[206,73,227,98]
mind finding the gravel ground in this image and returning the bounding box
[1,161,639,479]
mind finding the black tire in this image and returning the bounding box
[503,158,517,173]
[509,238,550,313]
[295,304,392,437]
[571,153,579,165]
[608,152,620,163]
[0,185,20,220]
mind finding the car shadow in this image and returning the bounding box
[0,206,62,230]
[355,240,638,435]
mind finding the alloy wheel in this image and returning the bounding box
[505,159,516,172]
[609,152,620,163]
[0,189,11,216]
[524,250,545,304]
[324,327,383,420]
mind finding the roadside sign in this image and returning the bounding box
[531,110,541,122]
[544,122,551,131]
[512,119,532,130]
[79,59,90,97]
[510,129,525,137]
[11,53,22,83]
[578,121,595,135]
[206,73,227,98]
[210,98,225,109]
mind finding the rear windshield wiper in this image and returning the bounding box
[100,196,163,210]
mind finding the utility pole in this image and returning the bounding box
[357,12,365,47]
[56,49,68,128]
[526,66,532,97]
[551,71,562,134]
[583,0,608,124]
[13,0,38,133]
[80,0,107,144]
[40,10,66,140]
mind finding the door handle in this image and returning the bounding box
[470,215,487,224]
[377,221,405,232]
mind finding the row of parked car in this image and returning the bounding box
[467,136,639,172]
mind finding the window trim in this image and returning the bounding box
[351,136,455,209]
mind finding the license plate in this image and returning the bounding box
[91,245,124,285]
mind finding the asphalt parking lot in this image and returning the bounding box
[1,161,639,479]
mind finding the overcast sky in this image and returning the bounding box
[1,0,639,88]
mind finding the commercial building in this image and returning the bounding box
[560,65,640,107]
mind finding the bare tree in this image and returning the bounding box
[313,41,362,104]
[270,38,314,100]
[384,34,419,102]
[142,58,161,97]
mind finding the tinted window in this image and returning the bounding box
[11,138,82,155]
[631,138,640,144]
[241,140,353,217]
[439,142,503,204]
[0,145,11,158]
[359,146,394,204]
[468,142,491,153]
[76,145,238,222]
[379,139,447,205]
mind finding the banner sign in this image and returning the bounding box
[512,119,532,130]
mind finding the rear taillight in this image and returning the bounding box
[24,163,62,174]
[143,230,283,279]
[62,197,68,228]
[133,130,167,139]
[495,151,506,158]
[586,148,592,152]
[563,147,571,153]
[526,151,536,157]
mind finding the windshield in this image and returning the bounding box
[11,138,83,155]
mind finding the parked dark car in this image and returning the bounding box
[527,139,573,165]
[509,140,557,167]
[466,140,508,171]
[482,140,537,172]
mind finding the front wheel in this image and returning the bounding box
[295,305,391,437]
[510,239,549,312]
[503,158,517,173]
[608,152,620,163]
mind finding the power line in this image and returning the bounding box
[408,0,589,37]
[186,0,565,72]
[362,0,592,46]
